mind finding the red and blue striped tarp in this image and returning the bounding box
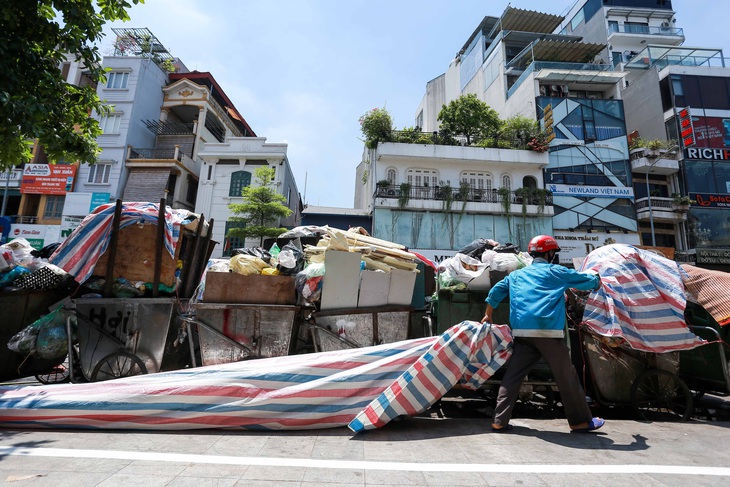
[0,322,512,431]
[580,244,704,353]
[49,202,191,284]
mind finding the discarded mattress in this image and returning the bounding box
[0,321,512,431]
[580,244,704,353]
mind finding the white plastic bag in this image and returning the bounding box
[439,253,491,290]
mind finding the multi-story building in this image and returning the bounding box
[406,6,636,264]
[195,138,302,258]
[355,137,553,263]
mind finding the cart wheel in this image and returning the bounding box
[90,351,148,382]
[35,361,70,385]
[630,369,693,422]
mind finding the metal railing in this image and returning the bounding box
[635,196,674,211]
[375,185,553,206]
[128,147,186,161]
[608,24,684,37]
[388,130,543,150]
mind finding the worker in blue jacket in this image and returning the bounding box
[481,235,605,433]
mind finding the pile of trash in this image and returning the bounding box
[0,238,71,292]
[196,226,424,308]
[436,238,533,292]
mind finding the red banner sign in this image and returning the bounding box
[20,164,77,195]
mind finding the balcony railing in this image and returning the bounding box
[129,147,179,160]
[507,61,614,98]
[375,185,553,206]
[608,24,684,37]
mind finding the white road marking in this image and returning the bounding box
[0,445,729,476]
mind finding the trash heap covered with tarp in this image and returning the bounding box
[577,244,707,352]
[49,201,213,298]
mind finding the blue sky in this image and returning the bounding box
[103,0,730,208]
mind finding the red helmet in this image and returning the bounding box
[528,235,561,253]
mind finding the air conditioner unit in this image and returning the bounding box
[661,21,671,29]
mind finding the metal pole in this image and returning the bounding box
[646,160,657,247]
[1,168,11,217]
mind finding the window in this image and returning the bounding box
[229,170,251,197]
[460,171,492,191]
[405,168,438,187]
[87,163,112,184]
[98,114,121,134]
[387,168,396,184]
[223,221,246,257]
[502,175,512,190]
[186,175,198,204]
[106,72,129,89]
[44,196,64,219]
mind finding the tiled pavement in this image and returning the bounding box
[0,416,729,486]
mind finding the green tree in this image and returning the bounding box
[227,167,293,247]
[0,0,143,169]
[358,107,393,149]
[501,115,540,145]
[437,94,502,145]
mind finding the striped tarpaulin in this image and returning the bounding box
[0,322,511,431]
[580,244,704,353]
[349,322,512,433]
[681,264,730,327]
[49,202,191,283]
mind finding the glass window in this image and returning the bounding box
[44,196,64,219]
[106,72,129,89]
[684,160,715,193]
[700,77,730,110]
[229,170,251,197]
[502,174,511,190]
[571,8,585,30]
[223,221,246,257]
[714,162,730,193]
[387,168,396,184]
[87,163,112,184]
[98,114,121,134]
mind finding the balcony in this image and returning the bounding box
[508,61,622,99]
[635,197,687,223]
[608,24,684,46]
[127,146,201,176]
[0,169,22,188]
[630,148,679,174]
[375,185,554,216]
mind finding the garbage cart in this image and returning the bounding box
[72,297,180,381]
[303,307,411,352]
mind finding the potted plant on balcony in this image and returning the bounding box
[376,179,392,196]
[671,193,692,212]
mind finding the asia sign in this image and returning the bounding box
[20,164,77,195]
[548,184,634,199]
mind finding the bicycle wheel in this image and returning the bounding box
[35,361,70,385]
[630,369,693,422]
[90,351,148,382]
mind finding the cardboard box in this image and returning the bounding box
[357,270,390,308]
[387,268,417,306]
[203,272,296,305]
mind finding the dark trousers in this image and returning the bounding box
[493,337,592,427]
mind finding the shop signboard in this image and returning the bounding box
[63,192,111,216]
[554,231,640,266]
[547,184,634,199]
[60,216,84,240]
[20,164,77,195]
[689,192,730,208]
[10,224,46,249]
[409,249,457,265]
[696,248,730,265]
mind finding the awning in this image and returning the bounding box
[535,68,626,84]
[494,7,564,36]
[509,39,606,69]
[625,45,725,69]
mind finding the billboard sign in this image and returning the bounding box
[20,164,77,195]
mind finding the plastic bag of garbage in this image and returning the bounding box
[0,265,31,288]
[457,238,500,261]
[230,254,269,275]
[296,262,325,303]
[439,253,491,290]
[35,307,69,360]
[277,241,304,276]
[491,253,522,273]
[232,247,272,265]
[493,243,519,254]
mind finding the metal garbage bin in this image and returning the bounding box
[191,303,300,366]
[306,307,411,352]
[74,297,178,380]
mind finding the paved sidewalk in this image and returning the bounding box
[0,416,728,486]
